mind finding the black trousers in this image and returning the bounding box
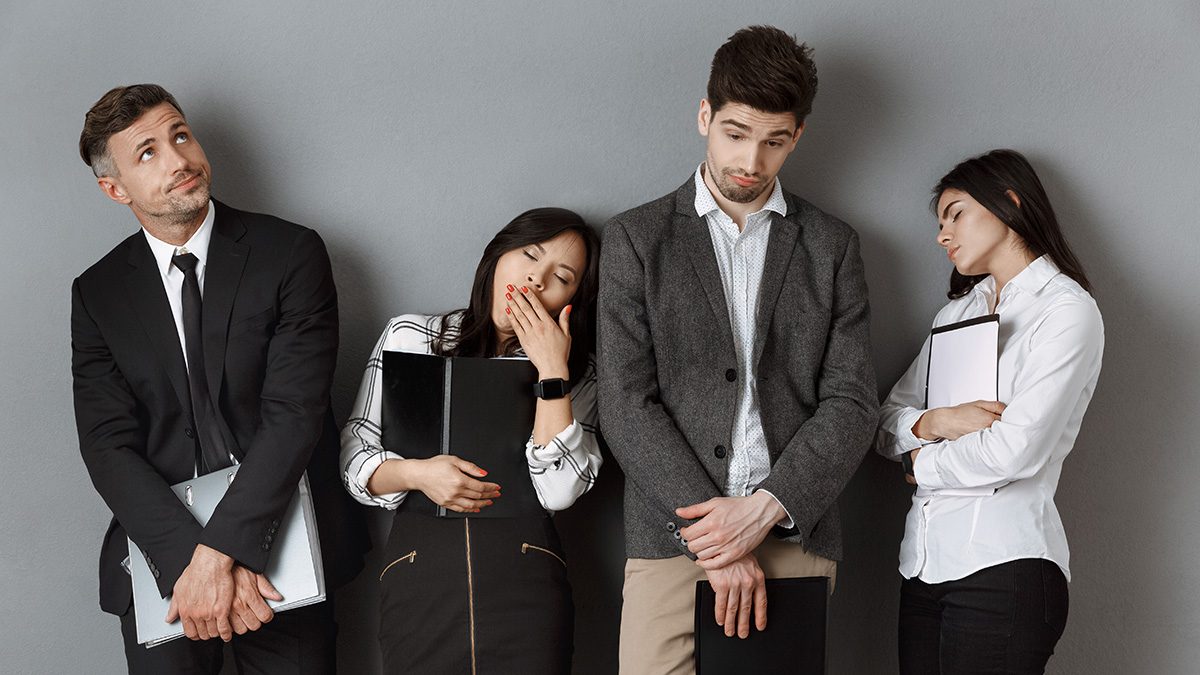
[119,597,336,675]
[378,508,574,675]
[899,558,1069,675]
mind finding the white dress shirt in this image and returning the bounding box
[340,313,602,514]
[876,256,1104,583]
[693,165,793,526]
[140,201,216,373]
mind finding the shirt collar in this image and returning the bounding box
[142,200,216,276]
[971,255,1060,301]
[693,163,788,221]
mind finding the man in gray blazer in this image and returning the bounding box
[598,26,877,673]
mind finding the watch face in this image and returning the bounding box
[536,378,569,399]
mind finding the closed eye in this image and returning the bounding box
[523,250,538,261]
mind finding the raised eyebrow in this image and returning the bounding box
[940,200,963,220]
[169,121,189,135]
[133,136,158,154]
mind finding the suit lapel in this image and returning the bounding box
[752,210,800,367]
[202,201,249,403]
[675,181,735,342]
[124,237,193,416]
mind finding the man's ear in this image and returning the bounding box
[793,120,806,143]
[698,99,712,137]
[97,175,132,205]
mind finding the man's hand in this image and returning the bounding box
[165,544,236,641]
[704,553,768,638]
[228,566,282,635]
[677,492,787,569]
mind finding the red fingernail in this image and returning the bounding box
[521,286,528,293]
[486,500,493,506]
[506,292,512,300]
[506,307,511,314]
[507,284,514,291]
[478,469,487,476]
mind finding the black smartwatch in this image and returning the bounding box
[532,378,571,400]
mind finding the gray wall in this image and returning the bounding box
[3,1,1197,672]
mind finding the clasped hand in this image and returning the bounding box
[677,493,787,638]
[165,544,282,641]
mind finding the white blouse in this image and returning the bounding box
[340,313,602,514]
[875,256,1104,583]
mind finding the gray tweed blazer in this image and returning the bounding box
[597,177,878,562]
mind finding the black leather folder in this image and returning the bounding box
[694,576,829,674]
[380,350,542,518]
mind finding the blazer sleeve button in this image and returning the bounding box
[666,522,676,531]
[184,428,194,438]
[261,542,271,552]
[714,445,727,459]
[725,368,737,382]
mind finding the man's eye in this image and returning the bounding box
[952,211,961,223]
[140,149,155,161]
[175,133,188,143]
[728,134,742,141]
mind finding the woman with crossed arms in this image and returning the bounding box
[876,149,1104,674]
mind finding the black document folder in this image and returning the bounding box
[380,350,542,518]
[694,576,829,674]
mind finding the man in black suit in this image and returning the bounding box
[71,84,368,674]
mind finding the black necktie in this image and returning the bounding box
[172,252,232,473]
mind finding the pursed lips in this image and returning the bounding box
[169,173,201,192]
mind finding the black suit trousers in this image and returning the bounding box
[120,599,336,675]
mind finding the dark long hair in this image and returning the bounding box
[433,208,601,381]
[931,149,1092,300]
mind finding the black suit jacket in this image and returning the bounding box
[71,199,368,615]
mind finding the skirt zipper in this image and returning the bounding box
[465,518,477,675]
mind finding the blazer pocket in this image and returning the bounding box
[229,306,276,338]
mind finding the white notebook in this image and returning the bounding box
[127,468,325,647]
[918,314,1001,498]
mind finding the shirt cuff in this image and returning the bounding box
[912,442,946,490]
[754,489,795,530]
[354,450,408,508]
[525,419,582,467]
[897,408,941,451]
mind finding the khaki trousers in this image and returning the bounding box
[618,535,837,675]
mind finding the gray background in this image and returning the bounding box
[2,0,1197,673]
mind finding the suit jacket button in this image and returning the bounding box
[264,535,274,544]
[261,542,271,552]
[714,445,727,459]
[153,569,160,579]
[673,530,682,539]
[666,522,676,531]
[725,368,737,382]
[271,520,281,528]
[184,428,194,438]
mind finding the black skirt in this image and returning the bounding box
[378,507,574,675]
